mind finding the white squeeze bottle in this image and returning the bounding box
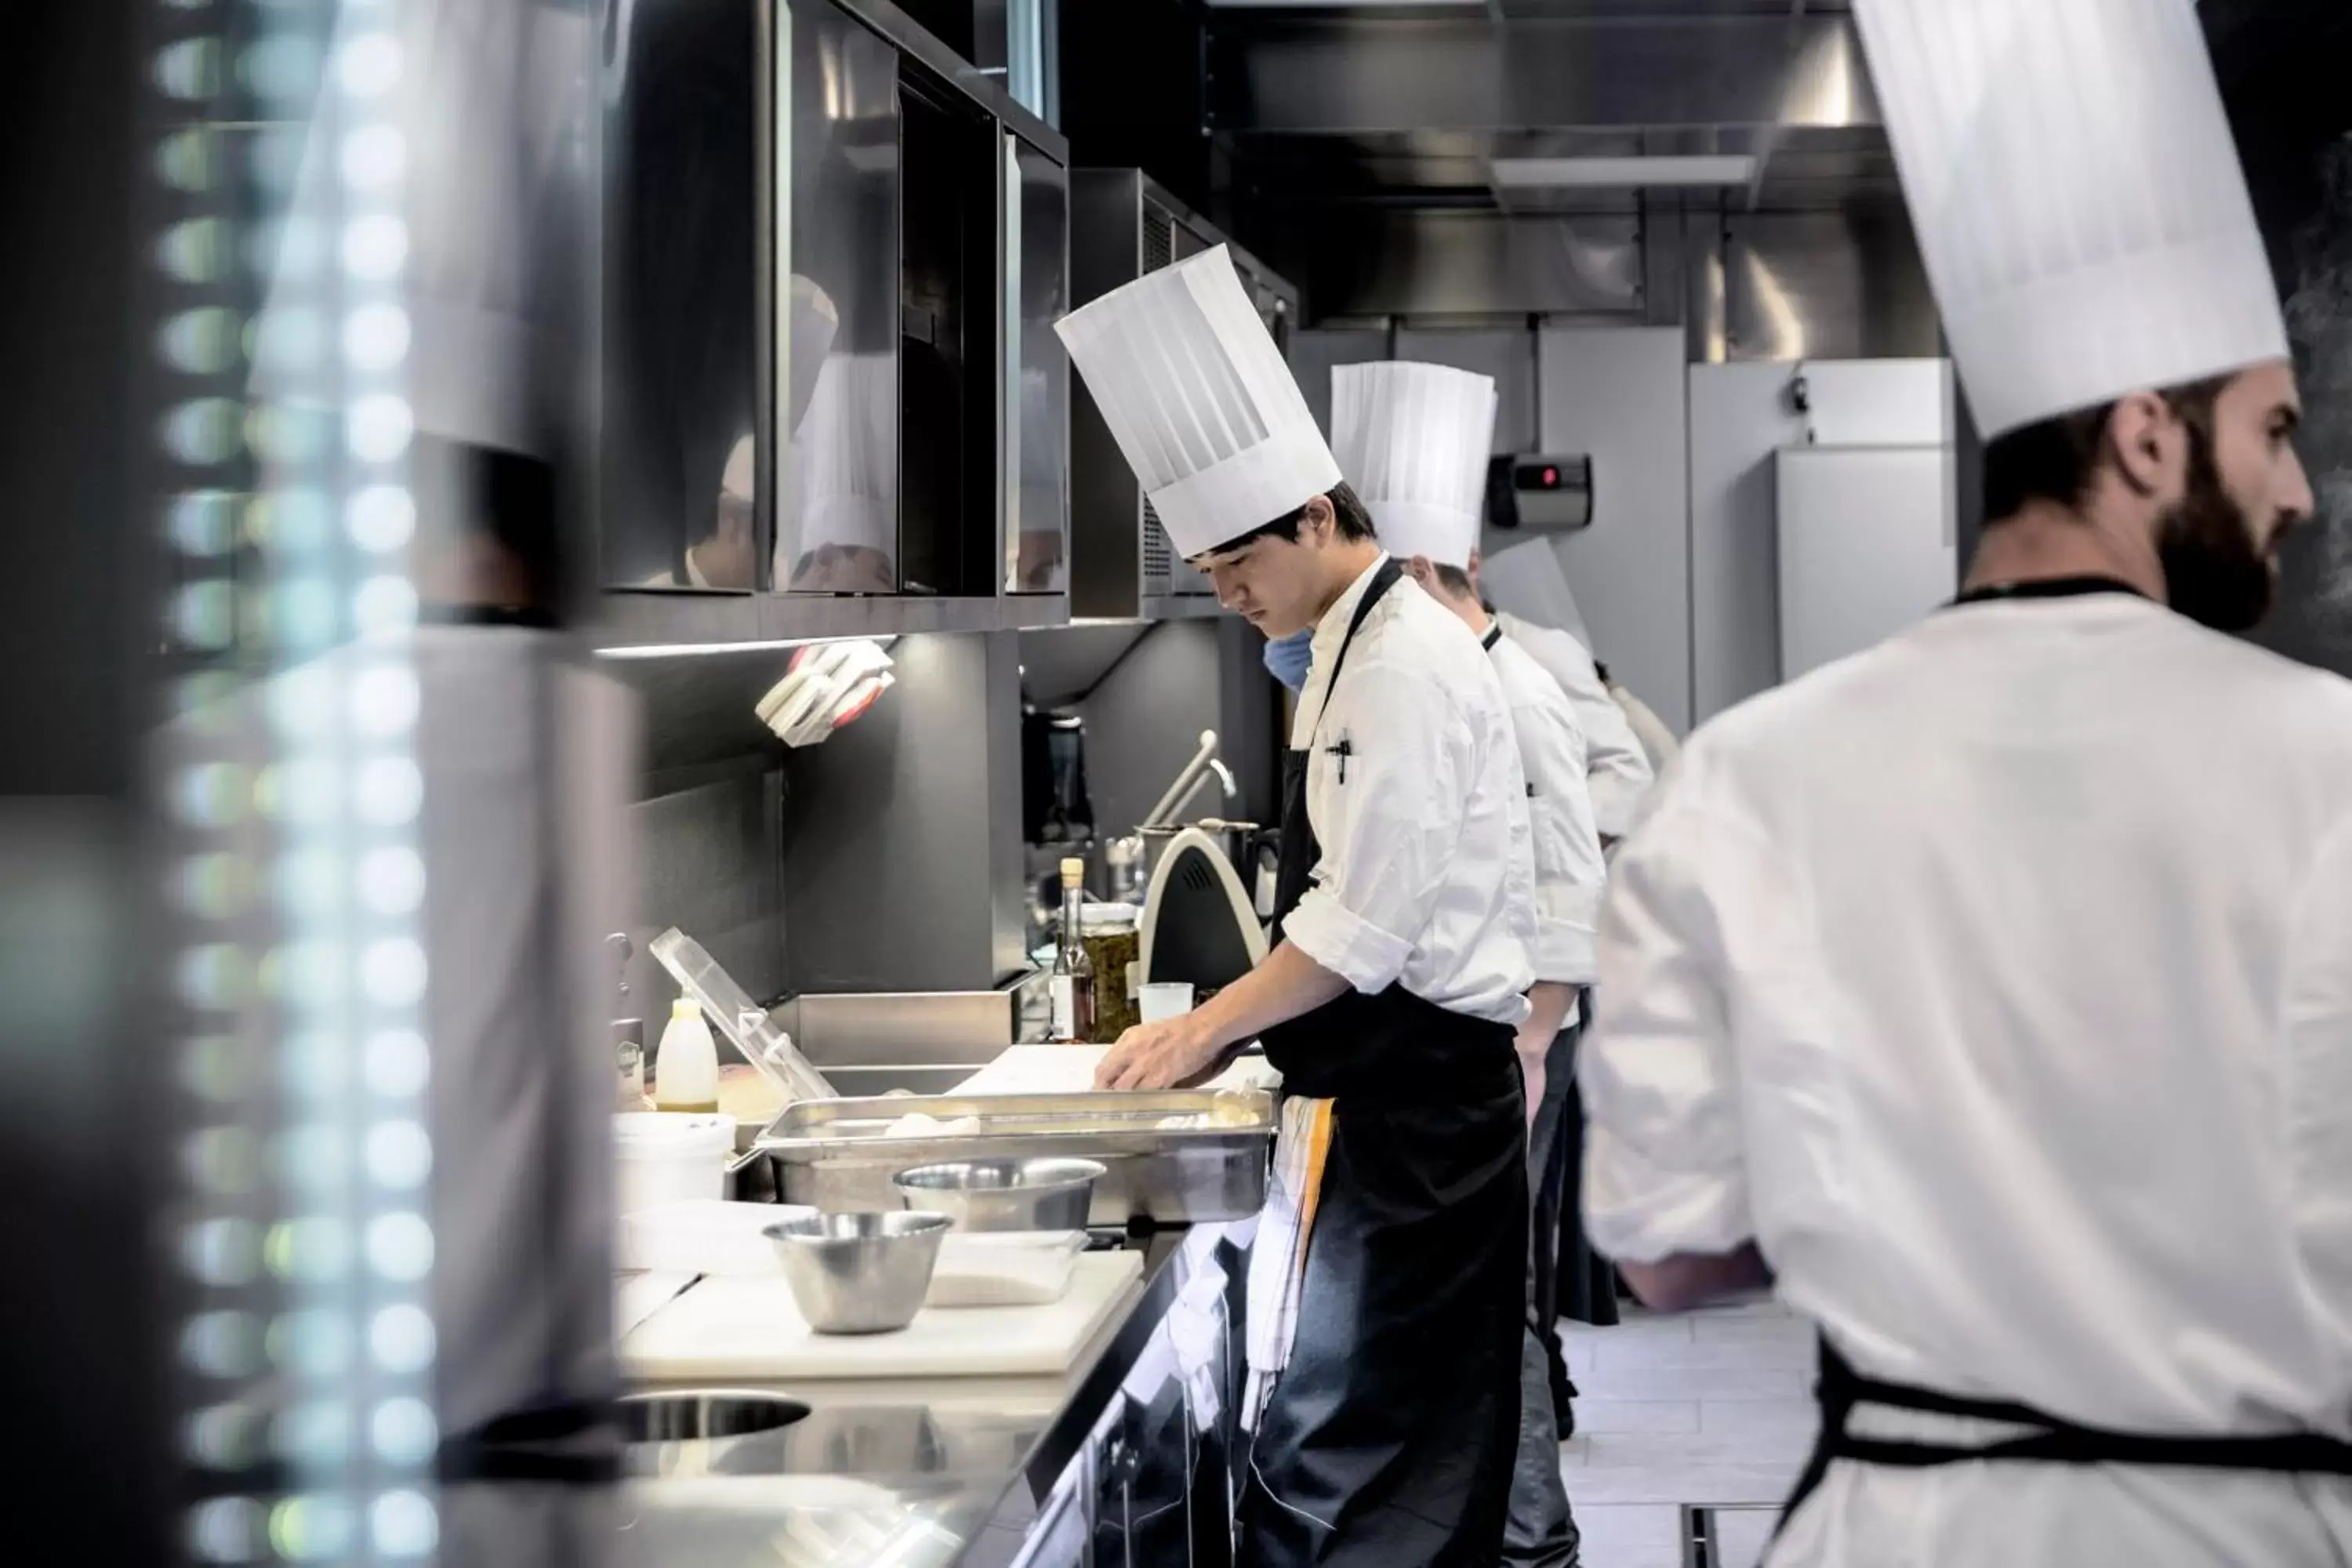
[653,997,720,1114]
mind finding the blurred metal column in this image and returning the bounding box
[0,2,170,1563]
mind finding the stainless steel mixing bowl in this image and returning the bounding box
[889,1157,1106,1232]
[763,1211,952,1334]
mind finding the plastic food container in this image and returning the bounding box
[615,1112,734,1215]
[619,1200,817,1276]
[927,1232,1090,1308]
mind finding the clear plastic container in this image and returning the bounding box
[619,1199,817,1276]
[648,928,836,1105]
[926,1231,1090,1308]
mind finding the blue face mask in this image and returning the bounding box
[1261,628,1315,693]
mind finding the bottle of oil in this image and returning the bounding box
[653,996,720,1113]
[1049,857,1097,1044]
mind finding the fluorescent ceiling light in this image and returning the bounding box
[1490,154,1759,190]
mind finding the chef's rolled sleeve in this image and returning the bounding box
[1581,781,1759,1263]
[1283,888,1416,996]
[1286,662,1469,997]
[1527,883,1597,988]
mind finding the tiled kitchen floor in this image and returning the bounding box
[1559,1296,1818,1568]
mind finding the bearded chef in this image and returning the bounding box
[1331,360,1606,1568]
[1581,2,2352,1564]
[1058,248,1538,1566]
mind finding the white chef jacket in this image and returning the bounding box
[1608,678,1681,776]
[1494,610,1657,839]
[1488,631,1606,988]
[1583,593,2352,1566]
[1286,557,1536,1028]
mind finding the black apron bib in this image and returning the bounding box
[1239,560,1529,1568]
[1777,1335,2352,1545]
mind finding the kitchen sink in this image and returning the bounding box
[622,1389,811,1443]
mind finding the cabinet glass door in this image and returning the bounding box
[601,0,762,590]
[773,0,902,595]
[1005,136,1069,594]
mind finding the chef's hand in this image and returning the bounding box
[1094,1014,1224,1091]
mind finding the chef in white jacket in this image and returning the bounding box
[1483,537,1657,843]
[1581,2,2352,1564]
[1331,358,1607,1568]
[242,0,637,1472]
[1058,247,1538,1566]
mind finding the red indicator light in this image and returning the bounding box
[1541,466,1559,486]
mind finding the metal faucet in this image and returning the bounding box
[1142,730,1236,829]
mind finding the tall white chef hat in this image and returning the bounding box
[1330,361,1497,569]
[789,353,895,557]
[1055,245,1341,558]
[1855,0,2287,440]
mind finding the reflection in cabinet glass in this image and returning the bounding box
[775,0,902,596]
[602,0,761,591]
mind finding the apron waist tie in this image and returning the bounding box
[1777,1334,2352,1544]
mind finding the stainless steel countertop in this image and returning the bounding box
[606,1222,1246,1568]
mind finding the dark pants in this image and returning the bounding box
[1554,996,1620,1336]
[1502,1015,1584,1568]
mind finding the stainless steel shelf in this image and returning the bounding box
[590,590,1070,652]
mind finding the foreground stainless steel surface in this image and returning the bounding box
[618,1222,1250,1568]
[891,1157,1105,1232]
[757,1089,1276,1225]
[768,1212,955,1334]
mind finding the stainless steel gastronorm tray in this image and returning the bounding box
[753,1090,1276,1225]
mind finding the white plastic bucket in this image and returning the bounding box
[613,1112,733,1216]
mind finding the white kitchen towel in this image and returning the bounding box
[1243,1094,1334,1432]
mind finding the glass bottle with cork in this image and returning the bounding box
[1050,856,1097,1044]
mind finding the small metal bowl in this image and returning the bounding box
[890,1157,1107,1232]
[764,1211,952,1335]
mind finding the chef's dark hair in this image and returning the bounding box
[1195,482,1377,561]
[1981,375,2227,523]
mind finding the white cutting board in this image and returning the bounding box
[954,1044,1280,1097]
[619,1250,1143,1381]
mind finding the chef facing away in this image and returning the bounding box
[1057,246,1538,1565]
[1581,1,2352,1564]
[1330,357,1608,1568]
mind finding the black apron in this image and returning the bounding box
[1238,560,1529,1567]
[1778,1335,2352,1544]
[1775,572,2352,1545]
